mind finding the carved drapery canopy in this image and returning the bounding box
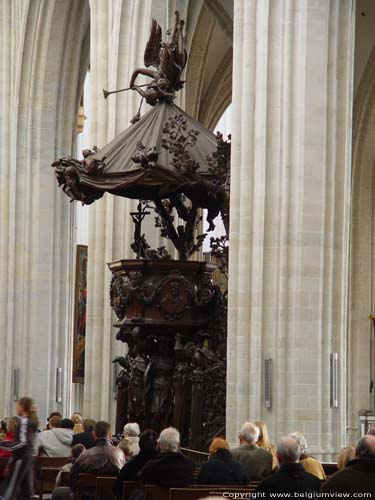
[52,102,219,206]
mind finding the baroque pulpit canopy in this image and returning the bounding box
[52,102,220,205]
[52,10,230,261]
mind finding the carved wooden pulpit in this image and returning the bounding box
[52,12,229,449]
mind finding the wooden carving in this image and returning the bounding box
[129,12,187,105]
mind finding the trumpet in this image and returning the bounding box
[103,83,150,99]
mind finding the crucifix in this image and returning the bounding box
[130,201,151,259]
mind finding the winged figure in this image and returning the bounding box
[129,11,187,105]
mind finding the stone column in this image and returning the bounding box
[0,0,90,419]
[227,0,355,458]
[348,46,375,443]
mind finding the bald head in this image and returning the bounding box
[357,435,375,459]
[277,436,301,464]
[239,422,260,445]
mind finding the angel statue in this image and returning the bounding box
[129,11,187,106]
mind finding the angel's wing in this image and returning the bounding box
[144,19,162,68]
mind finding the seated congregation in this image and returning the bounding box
[1,406,375,499]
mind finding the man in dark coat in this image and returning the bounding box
[322,435,375,493]
[257,436,321,495]
[114,429,158,499]
[68,421,125,499]
[231,421,273,480]
[197,447,248,485]
[138,427,195,487]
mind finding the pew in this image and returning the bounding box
[95,475,117,500]
[0,456,9,480]
[33,456,70,498]
[322,462,338,477]
[142,484,257,500]
[122,481,141,500]
[59,469,70,486]
[170,486,254,500]
[37,467,61,499]
[144,484,170,500]
[76,473,97,500]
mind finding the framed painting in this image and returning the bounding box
[72,245,88,383]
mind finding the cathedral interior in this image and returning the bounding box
[1,0,375,462]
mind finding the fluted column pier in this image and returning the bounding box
[227,0,355,458]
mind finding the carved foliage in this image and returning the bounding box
[161,114,200,176]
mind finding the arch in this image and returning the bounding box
[184,2,233,128]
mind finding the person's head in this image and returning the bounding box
[123,422,140,437]
[7,416,18,434]
[276,436,301,465]
[94,421,111,439]
[337,446,356,469]
[356,435,375,459]
[289,432,308,455]
[61,418,74,430]
[71,413,83,425]
[83,418,96,432]
[239,422,259,445]
[17,397,38,427]
[1,418,9,434]
[254,420,272,448]
[48,411,62,421]
[209,437,229,456]
[118,438,134,459]
[139,429,158,454]
[71,443,86,459]
[158,427,180,453]
[49,415,62,429]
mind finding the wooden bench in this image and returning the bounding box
[95,475,117,500]
[0,456,9,480]
[33,456,70,498]
[37,467,61,499]
[322,462,338,477]
[59,469,70,486]
[171,488,224,500]
[170,486,255,500]
[144,484,170,500]
[76,473,97,500]
[122,480,141,500]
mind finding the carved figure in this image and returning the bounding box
[110,276,127,319]
[131,142,159,169]
[145,354,174,431]
[128,354,148,423]
[129,12,187,105]
[157,275,192,320]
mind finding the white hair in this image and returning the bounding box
[277,436,301,463]
[123,422,140,437]
[289,431,307,453]
[158,427,180,453]
[239,422,260,444]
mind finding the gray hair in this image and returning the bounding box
[289,431,307,453]
[357,436,375,458]
[239,422,260,444]
[123,422,140,437]
[277,436,301,463]
[158,427,180,453]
